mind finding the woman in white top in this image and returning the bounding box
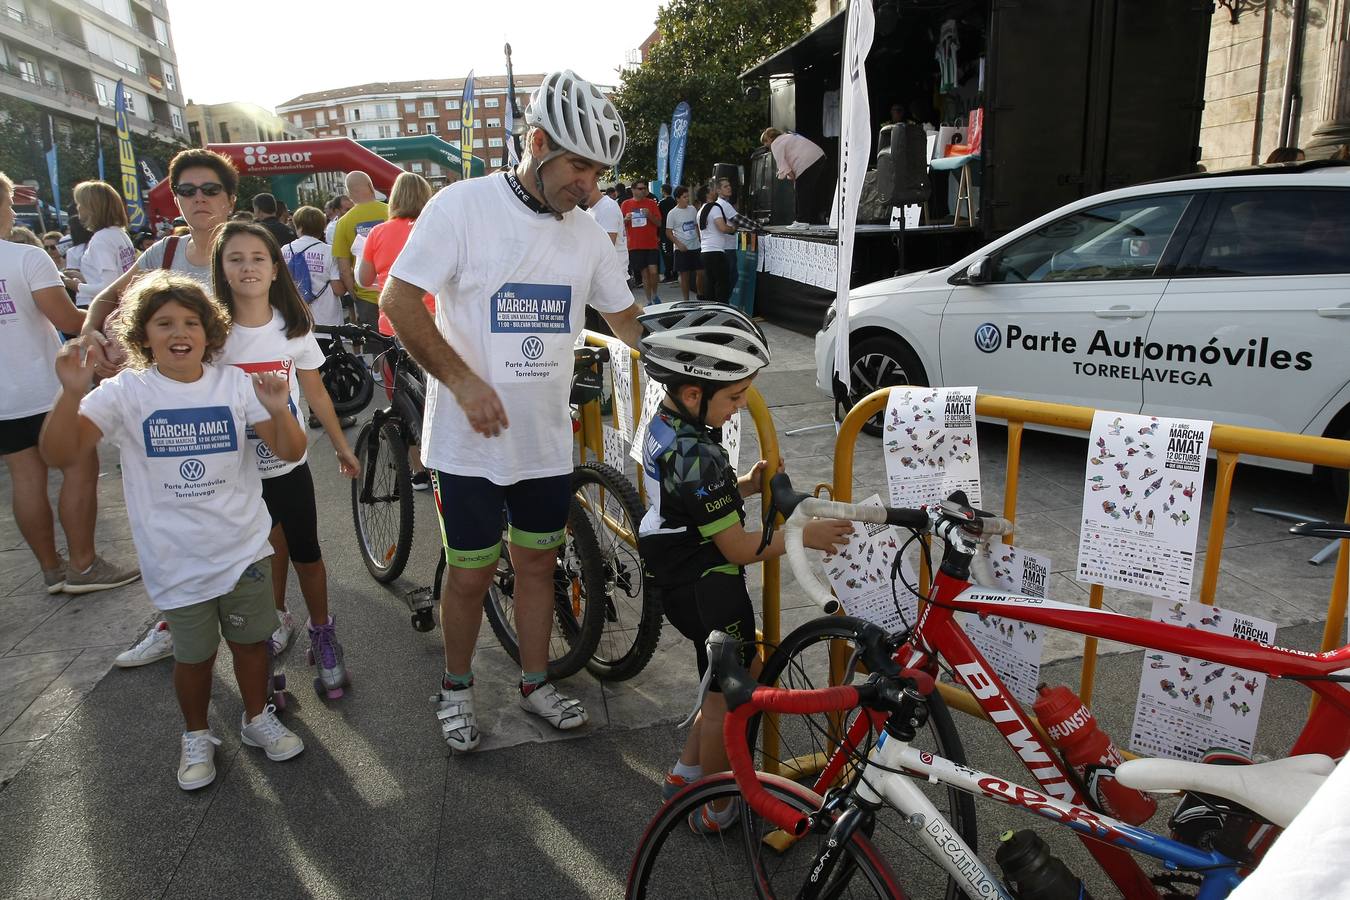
[73,181,135,310]
[0,171,140,595]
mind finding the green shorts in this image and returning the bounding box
[161,558,276,664]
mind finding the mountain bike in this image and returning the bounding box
[316,324,424,587]
[627,474,1350,898]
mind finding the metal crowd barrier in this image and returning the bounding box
[832,388,1350,728]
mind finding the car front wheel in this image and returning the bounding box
[840,335,929,437]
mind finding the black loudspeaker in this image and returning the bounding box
[875,123,929,207]
[712,162,742,197]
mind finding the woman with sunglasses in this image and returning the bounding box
[80,149,238,360]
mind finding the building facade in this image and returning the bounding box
[1201,0,1350,169]
[276,74,553,185]
[0,0,185,142]
[184,101,308,147]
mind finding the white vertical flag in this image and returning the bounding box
[831,0,875,420]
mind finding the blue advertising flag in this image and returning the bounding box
[44,115,60,213]
[95,120,106,181]
[460,71,476,180]
[114,80,146,228]
[669,102,691,189]
[656,123,669,192]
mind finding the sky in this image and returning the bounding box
[168,0,665,110]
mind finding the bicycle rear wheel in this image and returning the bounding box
[571,462,661,682]
[627,771,901,898]
[351,418,415,582]
[752,615,976,900]
[483,497,606,680]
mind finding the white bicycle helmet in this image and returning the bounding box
[639,302,771,385]
[525,70,626,168]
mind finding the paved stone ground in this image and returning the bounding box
[1,287,1344,898]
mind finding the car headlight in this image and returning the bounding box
[822,304,837,332]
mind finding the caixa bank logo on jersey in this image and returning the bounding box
[971,322,1313,387]
[242,145,314,171]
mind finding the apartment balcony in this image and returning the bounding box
[0,10,169,104]
[48,0,158,55]
[0,65,178,141]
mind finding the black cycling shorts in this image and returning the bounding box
[260,462,322,564]
[0,412,46,456]
[430,470,571,569]
[661,570,756,692]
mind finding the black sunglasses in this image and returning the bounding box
[172,182,225,198]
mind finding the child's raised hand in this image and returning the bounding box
[803,518,854,553]
[54,340,96,393]
[251,371,291,414]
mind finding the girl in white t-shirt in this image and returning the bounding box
[41,272,309,789]
[212,221,360,701]
[72,181,136,310]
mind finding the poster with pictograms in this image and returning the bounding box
[822,495,919,633]
[962,543,1050,706]
[1129,598,1273,761]
[1076,411,1211,603]
[882,386,981,509]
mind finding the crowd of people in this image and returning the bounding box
[1,70,849,832]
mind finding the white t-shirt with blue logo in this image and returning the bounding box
[0,241,65,420]
[665,205,701,253]
[217,308,325,478]
[391,174,634,484]
[79,364,273,610]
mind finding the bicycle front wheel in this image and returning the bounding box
[627,771,901,899]
[752,614,977,900]
[482,497,606,680]
[351,418,415,582]
[571,462,661,682]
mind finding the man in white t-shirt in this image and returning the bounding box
[382,70,641,751]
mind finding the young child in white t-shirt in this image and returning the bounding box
[40,272,310,791]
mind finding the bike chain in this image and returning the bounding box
[1150,871,1203,898]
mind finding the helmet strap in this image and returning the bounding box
[528,139,568,221]
[668,381,716,430]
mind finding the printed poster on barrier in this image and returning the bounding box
[1129,598,1274,761]
[601,335,635,441]
[1076,411,1211,603]
[601,425,631,523]
[882,386,981,509]
[630,375,667,466]
[823,495,920,632]
[962,543,1049,706]
[721,410,742,471]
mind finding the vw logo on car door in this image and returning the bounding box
[974,322,1002,353]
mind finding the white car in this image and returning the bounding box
[815,163,1350,475]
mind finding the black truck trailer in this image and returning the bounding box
[740,0,1212,333]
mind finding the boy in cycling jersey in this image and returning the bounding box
[636,302,851,833]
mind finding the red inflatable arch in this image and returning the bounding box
[146,138,404,222]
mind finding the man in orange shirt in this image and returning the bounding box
[621,180,662,302]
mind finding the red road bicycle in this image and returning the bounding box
[628,475,1350,898]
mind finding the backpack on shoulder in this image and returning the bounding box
[286,239,322,303]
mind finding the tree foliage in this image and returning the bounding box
[611,0,814,189]
[0,96,187,217]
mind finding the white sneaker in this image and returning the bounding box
[177,730,222,790]
[240,705,304,761]
[432,686,480,751]
[271,608,295,652]
[519,682,588,730]
[115,621,173,668]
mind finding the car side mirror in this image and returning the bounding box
[966,256,992,285]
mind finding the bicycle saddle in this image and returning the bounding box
[1115,753,1334,828]
[1289,521,1350,540]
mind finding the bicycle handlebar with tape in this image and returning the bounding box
[707,629,935,835]
[770,473,1012,612]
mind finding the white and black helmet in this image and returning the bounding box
[639,302,772,385]
[525,70,626,168]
